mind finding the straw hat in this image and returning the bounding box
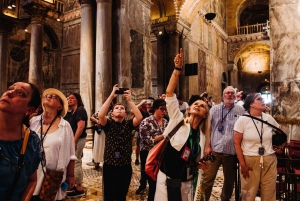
[42,88,68,117]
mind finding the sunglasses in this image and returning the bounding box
[158,107,167,112]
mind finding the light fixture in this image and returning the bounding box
[205,0,216,23]
[158,31,163,35]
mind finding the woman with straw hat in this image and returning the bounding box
[30,88,76,201]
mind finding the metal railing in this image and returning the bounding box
[236,21,269,35]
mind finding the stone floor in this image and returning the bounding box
[64,141,235,201]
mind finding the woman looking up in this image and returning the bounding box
[30,88,76,200]
[137,99,169,200]
[0,82,42,201]
[64,92,88,197]
[154,49,211,201]
[234,93,279,201]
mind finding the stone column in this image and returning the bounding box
[270,0,300,140]
[0,22,13,94]
[167,32,180,94]
[156,34,165,95]
[27,7,47,91]
[95,0,112,110]
[79,0,95,121]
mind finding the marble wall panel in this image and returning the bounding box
[130,30,144,88]
[270,0,300,139]
[198,49,206,93]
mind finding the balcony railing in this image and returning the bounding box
[236,21,269,35]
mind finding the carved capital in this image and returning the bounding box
[22,2,52,22]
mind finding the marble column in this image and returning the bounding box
[0,23,12,94]
[156,34,165,96]
[95,0,112,110]
[167,32,180,94]
[29,19,44,90]
[270,0,300,140]
[79,0,95,121]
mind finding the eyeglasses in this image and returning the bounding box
[158,107,167,112]
[224,92,235,95]
[256,97,264,101]
[45,94,60,100]
[0,147,20,173]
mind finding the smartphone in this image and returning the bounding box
[115,88,129,94]
[61,181,69,191]
[146,99,152,104]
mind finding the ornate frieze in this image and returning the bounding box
[63,8,81,21]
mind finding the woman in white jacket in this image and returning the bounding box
[154,49,211,201]
[30,88,76,201]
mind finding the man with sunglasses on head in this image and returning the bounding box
[202,86,245,201]
[136,99,168,200]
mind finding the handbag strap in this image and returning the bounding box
[157,120,184,163]
[243,114,285,134]
[6,127,30,200]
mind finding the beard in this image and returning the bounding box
[223,99,235,105]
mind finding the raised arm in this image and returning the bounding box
[98,84,118,126]
[166,48,183,97]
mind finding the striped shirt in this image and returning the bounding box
[210,103,245,155]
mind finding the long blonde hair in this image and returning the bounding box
[185,99,211,136]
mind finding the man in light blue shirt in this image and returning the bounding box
[202,86,245,201]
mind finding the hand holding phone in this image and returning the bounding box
[115,87,129,94]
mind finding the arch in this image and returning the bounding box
[178,0,209,25]
[256,80,270,93]
[233,41,270,66]
[44,23,60,50]
[237,0,268,26]
[151,0,176,21]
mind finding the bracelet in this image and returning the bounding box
[174,67,182,71]
[67,175,74,177]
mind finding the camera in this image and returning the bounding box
[115,87,129,94]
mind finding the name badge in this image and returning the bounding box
[180,146,191,161]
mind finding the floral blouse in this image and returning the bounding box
[139,115,168,151]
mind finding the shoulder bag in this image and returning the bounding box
[243,114,287,146]
[5,128,30,200]
[145,120,184,181]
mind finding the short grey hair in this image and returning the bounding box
[223,86,236,95]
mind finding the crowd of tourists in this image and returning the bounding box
[0,48,283,201]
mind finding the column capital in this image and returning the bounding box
[22,3,51,22]
[96,0,112,3]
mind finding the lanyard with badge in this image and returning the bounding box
[250,114,265,156]
[218,105,234,132]
[180,128,200,180]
